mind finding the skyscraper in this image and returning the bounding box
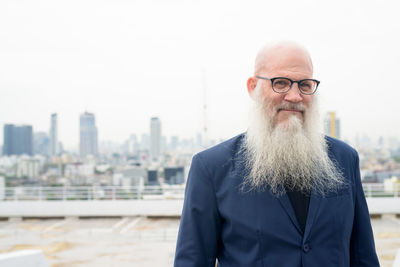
[49,113,58,156]
[324,111,341,139]
[150,117,161,161]
[126,134,139,154]
[140,133,150,151]
[79,111,98,157]
[34,132,49,156]
[3,124,33,156]
[164,167,185,185]
[170,135,179,151]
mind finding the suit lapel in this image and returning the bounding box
[277,190,322,238]
[303,192,321,241]
[277,193,302,234]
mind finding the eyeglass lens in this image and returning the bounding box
[272,78,317,93]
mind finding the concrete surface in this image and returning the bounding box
[0,216,399,267]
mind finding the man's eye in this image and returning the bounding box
[274,80,289,87]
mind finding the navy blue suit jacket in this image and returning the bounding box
[174,133,380,267]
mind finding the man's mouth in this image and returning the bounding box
[278,109,304,114]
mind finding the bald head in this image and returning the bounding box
[254,42,313,76]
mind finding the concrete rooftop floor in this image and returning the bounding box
[0,216,399,267]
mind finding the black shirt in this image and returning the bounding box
[285,187,310,233]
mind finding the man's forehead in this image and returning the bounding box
[255,42,313,75]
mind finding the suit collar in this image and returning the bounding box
[277,193,303,234]
[277,189,321,240]
[303,193,321,242]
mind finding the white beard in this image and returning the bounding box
[241,88,345,196]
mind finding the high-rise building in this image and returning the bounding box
[79,111,98,157]
[150,117,161,161]
[161,136,167,154]
[140,133,150,151]
[147,169,159,185]
[34,132,49,156]
[196,132,203,148]
[17,157,40,178]
[170,136,179,151]
[324,111,341,139]
[49,113,58,156]
[164,167,185,185]
[3,124,33,156]
[126,134,139,154]
[3,124,13,156]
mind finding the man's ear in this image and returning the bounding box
[247,77,257,98]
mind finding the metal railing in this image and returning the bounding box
[0,183,398,201]
[362,183,400,198]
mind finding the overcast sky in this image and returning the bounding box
[1,0,400,150]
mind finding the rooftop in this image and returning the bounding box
[0,216,399,267]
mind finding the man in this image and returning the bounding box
[174,42,380,267]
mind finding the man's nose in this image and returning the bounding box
[283,83,303,103]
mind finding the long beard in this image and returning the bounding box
[240,92,345,196]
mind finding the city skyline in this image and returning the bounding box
[1,114,220,155]
[2,110,400,153]
[1,0,400,150]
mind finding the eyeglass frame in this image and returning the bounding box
[255,76,320,95]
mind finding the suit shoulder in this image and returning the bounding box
[325,136,358,158]
[194,133,245,168]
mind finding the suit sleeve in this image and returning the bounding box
[350,152,380,266]
[174,154,221,267]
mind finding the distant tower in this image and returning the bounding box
[202,69,208,147]
[170,136,179,151]
[127,134,138,154]
[49,113,58,156]
[141,133,150,151]
[150,117,161,161]
[79,111,98,157]
[34,132,49,156]
[324,111,341,139]
[3,124,33,156]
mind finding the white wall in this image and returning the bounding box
[0,250,49,267]
[0,200,183,217]
[0,198,398,218]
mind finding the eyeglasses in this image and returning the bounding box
[256,76,320,95]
